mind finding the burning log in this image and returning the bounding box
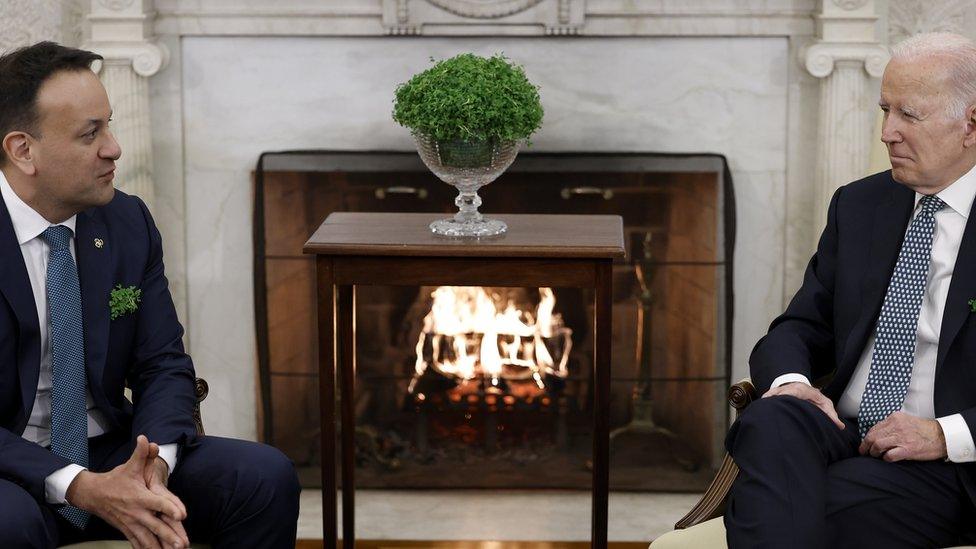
[408,286,572,400]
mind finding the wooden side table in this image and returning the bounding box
[304,212,626,548]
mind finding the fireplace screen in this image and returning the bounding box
[254,152,733,491]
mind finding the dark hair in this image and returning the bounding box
[0,41,102,162]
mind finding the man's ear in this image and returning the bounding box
[1,131,36,176]
[965,104,976,148]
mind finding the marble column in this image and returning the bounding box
[804,0,888,237]
[84,0,167,212]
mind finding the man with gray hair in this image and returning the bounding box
[725,32,976,547]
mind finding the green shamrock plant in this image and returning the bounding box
[109,284,141,320]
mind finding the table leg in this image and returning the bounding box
[592,260,612,549]
[338,284,357,546]
[316,258,338,549]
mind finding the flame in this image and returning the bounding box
[413,287,572,392]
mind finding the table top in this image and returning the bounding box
[303,212,626,259]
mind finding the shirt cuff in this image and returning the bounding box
[936,414,976,463]
[45,464,87,504]
[157,443,178,475]
[770,373,812,389]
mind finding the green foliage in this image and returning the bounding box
[970,298,976,313]
[393,53,544,143]
[109,284,141,320]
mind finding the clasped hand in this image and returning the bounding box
[65,434,190,549]
[762,382,947,462]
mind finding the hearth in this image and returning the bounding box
[254,151,734,491]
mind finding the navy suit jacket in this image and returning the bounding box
[751,169,976,502]
[0,189,197,503]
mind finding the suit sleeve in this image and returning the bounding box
[749,187,843,393]
[126,197,198,454]
[0,429,73,501]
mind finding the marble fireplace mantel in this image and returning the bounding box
[4,0,897,440]
[144,0,886,440]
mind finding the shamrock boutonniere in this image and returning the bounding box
[969,299,976,313]
[109,284,141,320]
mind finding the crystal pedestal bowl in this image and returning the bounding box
[413,133,522,237]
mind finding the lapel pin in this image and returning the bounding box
[94,238,104,249]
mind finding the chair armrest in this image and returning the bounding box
[673,378,757,529]
[728,378,757,417]
[193,378,209,436]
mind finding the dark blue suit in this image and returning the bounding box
[0,190,300,547]
[725,170,976,548]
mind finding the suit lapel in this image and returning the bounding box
[838,180,915,374]
[0,194,42,427]
[75,209,111,396]
[937,199,976,374]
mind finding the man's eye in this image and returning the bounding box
[86,129,98,138]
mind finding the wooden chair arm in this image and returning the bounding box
[674,379,757,529]
[193,377,209,436]
[728,378,758,417]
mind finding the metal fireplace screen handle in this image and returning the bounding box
[375,186,429,199]
[560,186,614,200]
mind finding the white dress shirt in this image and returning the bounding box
[0,170,176,503]
[772,163,976,463]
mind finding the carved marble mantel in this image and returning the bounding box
[20,0,960,441]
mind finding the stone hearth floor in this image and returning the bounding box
[297,490,702,542]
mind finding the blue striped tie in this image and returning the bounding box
[858,194,946,438]
[41,225,90,529]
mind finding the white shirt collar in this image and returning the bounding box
[0,169,76,245]
[914,162,976,220]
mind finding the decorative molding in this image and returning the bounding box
[888,0,976,45]
[380,0,580,35]
[803,42,890,78]
[156,0,816,37]
[424,0,544,19]
[397,0,409,23]
[98,0,135,10]
[87,42,169,77]
[832,0,869,10]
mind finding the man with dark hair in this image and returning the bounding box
[0,41,300,547]
[725,32,976,548]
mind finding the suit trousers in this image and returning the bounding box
[724,395,976,549]
[0,432,301,548]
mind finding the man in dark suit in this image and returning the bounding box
[725,32,976,548]
[0,42,300,547]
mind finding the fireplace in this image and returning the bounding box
[254,151,733,491]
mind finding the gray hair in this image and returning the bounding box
[890,32,976,119]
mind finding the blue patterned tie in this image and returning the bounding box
[41,225,90,529]
[858,195,946,438]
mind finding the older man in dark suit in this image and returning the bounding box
[725,32,976,548]
[0,42,300,548]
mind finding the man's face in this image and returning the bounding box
[28,69,120,217]
[880,56,974,193]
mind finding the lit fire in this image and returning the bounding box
[409,287,572,398]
